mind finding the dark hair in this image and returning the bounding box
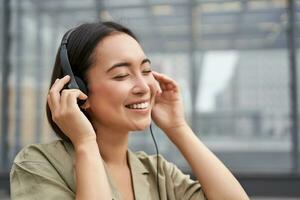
[46,21,139,142]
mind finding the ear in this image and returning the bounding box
[80,98,91,110]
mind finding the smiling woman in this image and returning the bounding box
[10,21,249,200]
[85,33,157,132]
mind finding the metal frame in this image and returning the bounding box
[1,0,11,172]
[287,0,299,174]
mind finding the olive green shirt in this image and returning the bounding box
[10,140,206,200]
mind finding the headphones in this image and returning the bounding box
[60,28,88,106]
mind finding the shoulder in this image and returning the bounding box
[10,140,77,196]
[13,139,74,165]
[11,140,76,192]
[11,140,75,184]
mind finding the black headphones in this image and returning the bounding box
[60,28,88,106]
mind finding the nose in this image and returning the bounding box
[131,75,150,95]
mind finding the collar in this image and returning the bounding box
[63,141,151,199]
[127,150,151,200]
[127,150,149,175]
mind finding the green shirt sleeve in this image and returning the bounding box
[10,143,75,200]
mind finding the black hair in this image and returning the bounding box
[46,21,139,142]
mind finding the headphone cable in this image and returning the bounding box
[149,123,161,200]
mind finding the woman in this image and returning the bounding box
[10,21,249,200]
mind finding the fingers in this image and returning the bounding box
[48,75,70,111]
[47,75,88,114]
[152,71,179,93]
[155,79,162,94]
[52,75,71,91]
[60,89,87,111]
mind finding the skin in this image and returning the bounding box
[47,33,249,200]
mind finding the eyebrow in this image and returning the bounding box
[106,58,151,73]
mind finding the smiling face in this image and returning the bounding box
[85,33,158,132]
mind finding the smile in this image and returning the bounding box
[125,102,149,109]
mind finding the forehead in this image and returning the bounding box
[93,33,145,69]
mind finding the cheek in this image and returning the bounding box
[90,83,130,109]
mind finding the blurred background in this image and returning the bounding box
[1,0,300,199]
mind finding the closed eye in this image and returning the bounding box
[143,69,152,74]
[114,74,129,80]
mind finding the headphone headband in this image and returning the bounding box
[59,28,88,106]
[60,28,79,90]
[61,28,75,45]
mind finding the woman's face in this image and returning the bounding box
[86,33,158,132]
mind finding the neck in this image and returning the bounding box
[95,125,129,167]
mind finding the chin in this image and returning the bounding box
[130,119,152,131]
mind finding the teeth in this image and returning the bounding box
[127,102,149,109]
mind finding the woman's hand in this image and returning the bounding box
[47,75,96,147]
[151,71,188,134]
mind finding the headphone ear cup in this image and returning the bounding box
[74,76,88,106]
[75,76,88,95]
